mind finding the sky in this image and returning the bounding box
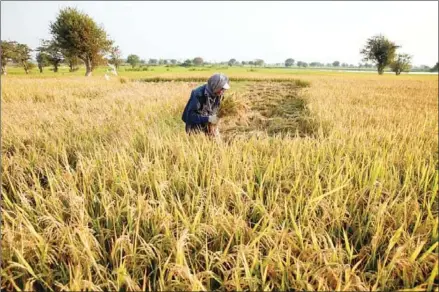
[1,1,438,66]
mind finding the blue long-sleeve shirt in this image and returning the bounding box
[181,84,221,126]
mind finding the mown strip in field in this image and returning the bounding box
[136,76,311,88]
[219,82,319,140]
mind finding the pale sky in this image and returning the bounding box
[1,1,438,66]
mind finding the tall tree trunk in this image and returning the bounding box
[1,64,6,75]
[38,65,43,73]
[85,57,92,77]
[22,61,29,74]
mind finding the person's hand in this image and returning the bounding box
[208,115,219,124]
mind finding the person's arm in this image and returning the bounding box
[185,92,209,124]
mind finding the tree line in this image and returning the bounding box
[1,7,437,76]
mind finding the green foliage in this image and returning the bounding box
[228,58,237,66]
[63,53,81,72]
[1,40,16,74]
[181,59,193,67]
[49,7,113,76]
[109,46,123,69]
[332,61,340,67]
[254,59,264,67]
[389,53,412,75]
[36,52,50,73]
[37,39,64,72]
[127,54,140,68]
[149,59,158,65]
[360,34,399,75]
[193,57,204,66]
[11,42,33,74]
[430,62,438,72]
[296,61,308,68]
[285,58,295,67]
[309,62,324,67]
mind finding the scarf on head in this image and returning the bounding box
[205,73,229,97]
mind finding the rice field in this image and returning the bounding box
[1,71,438,291]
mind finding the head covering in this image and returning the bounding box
[206,73,230,97]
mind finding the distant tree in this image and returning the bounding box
[419,65,431,71]
[285,58,295,67]
[182,59,192,67]
[127,54,140,68]
[332,61,340,67]
[49,7,113,76]
[13,43,33,74]
[241,61,247,65]
[170,59,177,65]
[193,57,203,66]
[64,53,81,72]
[37,39,64,72]
[1,40,16,75]
[430,62,438,72]
[310,62,323,67]
[360,34,399,75]
[296,61,302,67]
[248,61,254,67]
[389,53,412,75]
[255,59,264,67]
[36,52,50,73]
[163,59,169,65]
[139,59,146,65]
[228,58,237,66]
[149,58,158,65]
[109,46,123,69]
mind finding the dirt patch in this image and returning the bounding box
[218,82,318,140]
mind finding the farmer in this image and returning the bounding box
[181,73,230,136]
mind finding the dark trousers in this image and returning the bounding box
[185,123,209,135]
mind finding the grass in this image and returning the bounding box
[1,71,438,291]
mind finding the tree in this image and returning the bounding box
[248,61,254,67]
[360,34,399,75]
[332,61,340,67]
[297,61,308,68]
[127,54,140,68]
[49,7,113,76]
[36,52,50,73]
[1,40,16,75]
[149,59,158,65]
[241,61,247,66]
[228,58,237,66]
[389,53,412,75]
[170,59,177,65]
[285,58,295,67]
[37,39,64,72]
[193,57,203,66]
[182,59,192,67]
[255,59,264,67]
[163,59,168,65]
[13,43,33,74]
[430,62,438,72]
[109,46,123,69]
[64,53,81,72]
